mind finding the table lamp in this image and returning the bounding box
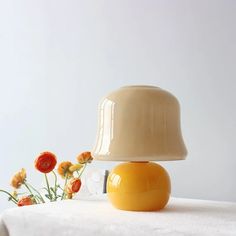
[92,85,187,211]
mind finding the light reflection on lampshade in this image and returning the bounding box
[92,85,187,161]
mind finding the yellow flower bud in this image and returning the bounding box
[69,164,83,173]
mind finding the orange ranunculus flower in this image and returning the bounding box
[35,151,57,173]
[77,151,93,164]
[17,196,34,207]
[57,161,73,178]
[10,168,27,189]
[66,178,81,194]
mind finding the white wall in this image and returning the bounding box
[0,0,236,211]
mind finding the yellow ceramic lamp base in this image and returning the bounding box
[107,162,171,211]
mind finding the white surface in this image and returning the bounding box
[0,215,8,236]
[1,196,236,236]
[1,0,236,212]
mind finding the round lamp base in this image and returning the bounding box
[107,162,171,211]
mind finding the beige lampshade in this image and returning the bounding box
[92,85,187,161]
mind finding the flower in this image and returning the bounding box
[69,164,83,173]
[57,161,73,178]
[66,178,81,194]
[17,196,35,207]
[2,151,91,206]
[10,168,26,189]
[35,151,57,173]
[77,151,93,164]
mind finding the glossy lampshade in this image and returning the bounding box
[92,85,187,161]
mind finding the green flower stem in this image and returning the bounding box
[0,189,18,204]
[26,182,45,203]
[61,174,68,200]
[34,195,43,204]
[58,186,64,191]
[45,174,53,201]
[52,170,58,201]
[23,182,39,204]
[23,182,34,196]
[52,171,58,201]
[78,163,87,178]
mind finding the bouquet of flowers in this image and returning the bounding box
[0,151,93,207]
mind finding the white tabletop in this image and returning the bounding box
[1,196,236,236]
